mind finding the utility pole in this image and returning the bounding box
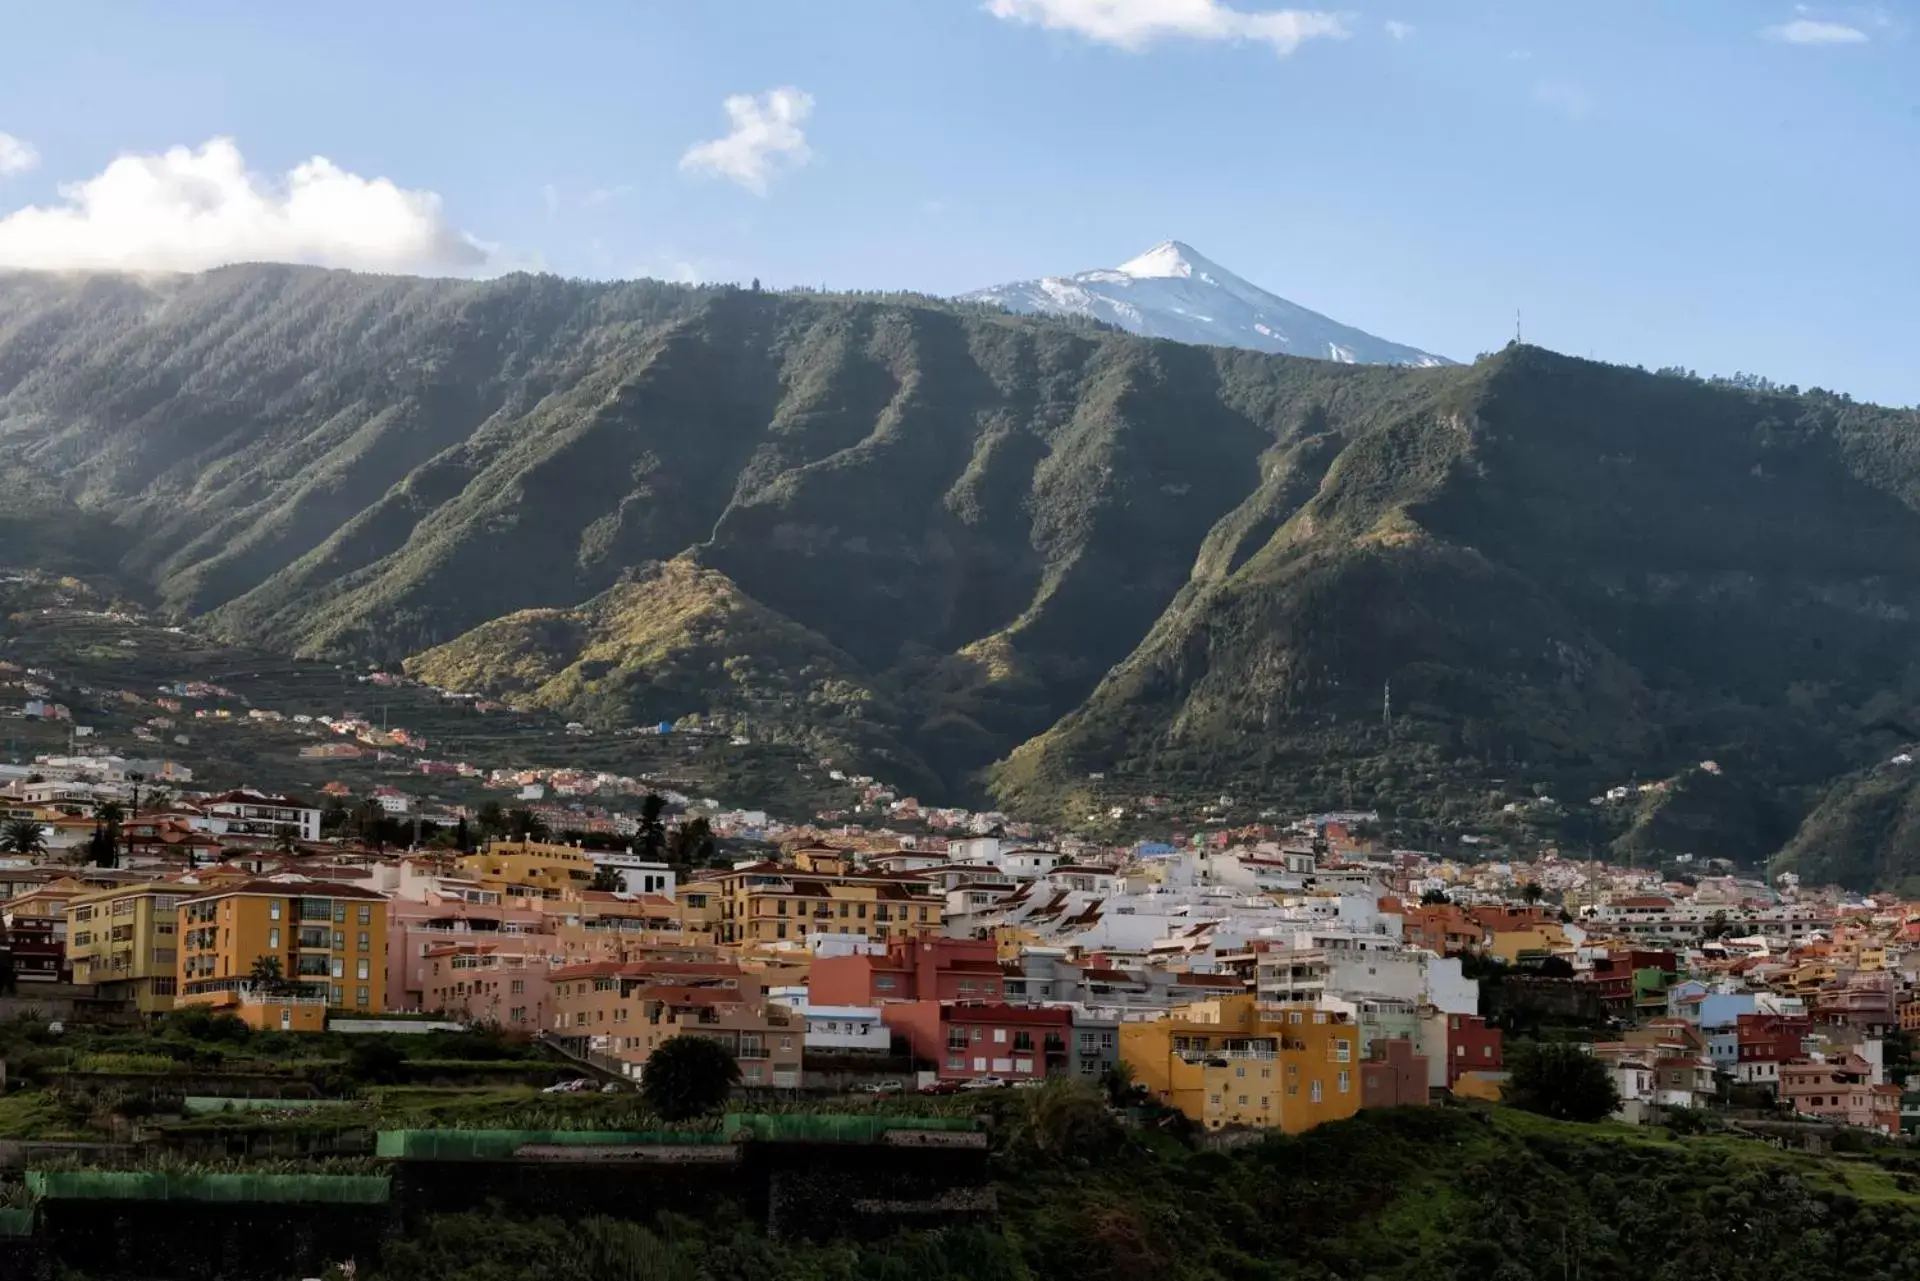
[1382,680,1392,741]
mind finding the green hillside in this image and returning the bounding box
[6,265,1920,876]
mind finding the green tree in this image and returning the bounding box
[348,1038,408,1085]
[506,808,549,842]
[1521,882,1545,905]
[1420,889,1451,906]
[636,794,668,862]
[475,801,506,839]
[1703,909,1732,941]
[248,953,290,995]
[1005,1079,1122,1167]
[1504,1041,1621,1123]
[640,1035,740,1121]
[272,825,299,857]
[666,816,715,869]
[0,818,48,857]
[589,865,624,893]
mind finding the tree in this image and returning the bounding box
[1005,1079,1121,1166]
[272,825,299,857]
[1504,1041,1621,1123]
[320,800,351,837]
[636,794,668,863]
[347,1038,407,1085]
[666,816,715,869]
[1521,882,1545,905]
[1,818,48,858]
[475,801,506,839]
[640,1035,740,1121]
[1420,889,1451,906]
[1703,910,1733,941]
[354,799,388,852]
[1099,1060,1146,1108]
[249,953,290,995]
[455,816,473,853]
[589,865,624,893]
[506,808,549,842]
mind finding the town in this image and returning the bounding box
[0,751,1913,1137]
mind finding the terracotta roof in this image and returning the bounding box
[177,879,386,904]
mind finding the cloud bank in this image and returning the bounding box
[680,88,815,196]
[985,0,1348,56]
[0,138,487,273]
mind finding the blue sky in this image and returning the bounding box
[0,0,1914,404]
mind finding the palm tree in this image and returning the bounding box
[636,794,668,862]
[1,819,48,858]
[1521,882,1545,906]
[272,826,299,857]
[248,953,289,994]
[506,808,548,842]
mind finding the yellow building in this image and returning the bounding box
[707,846,943,947]
[177,879,390,1030]
[67,881,190,1013]
[1121,994,1362,1133]
[1487,923,1570,966]
[456,841,598,901]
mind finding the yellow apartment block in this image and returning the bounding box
[67,881,190,1014]
[178,880,390,1030]
[1121,994,1362,1133]
[707,847,943,948]
[456,841,597,901]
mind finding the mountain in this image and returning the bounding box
[4,264,1920,884]
[961,240,1452,367]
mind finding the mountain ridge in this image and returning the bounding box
[962,239,1453,367]
[4,264,1920,886]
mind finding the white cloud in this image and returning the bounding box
[985,0,1348,56]
[1534,79,1594,122]
[679,87,814,196]
[1507,48,1533,61]
[0,133,38,178]
[0,137,486,273]
[1762,18,1869,43]
[1384,19,1414,40]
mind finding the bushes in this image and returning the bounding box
[1502,1041,1621,1123]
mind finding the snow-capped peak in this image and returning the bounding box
[960,241,1452,369]
[1117,240,1211,280]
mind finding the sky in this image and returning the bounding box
[0,0,1914,404]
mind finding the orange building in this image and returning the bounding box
[1120,994,1362,1133]
[177,879,389,1030]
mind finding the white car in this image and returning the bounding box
[960,1075,1007,1091]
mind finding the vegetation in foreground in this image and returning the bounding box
[353,1105,1920,1281]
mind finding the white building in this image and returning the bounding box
[588,851,675,899]
[201,788,321,842]
[768,990,891,1053]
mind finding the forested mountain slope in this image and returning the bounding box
[3,264,1919,882]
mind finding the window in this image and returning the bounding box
[1310,1081,1323,1103]
[331,958,345,979]
[1338,1071,1350,1094]
[331,985,344,1004]
[357,958,370,980]
[1455,1045,1465,1058]
[358,931,370,951]
[269,901,282,921]
[355,985,370,1006]
[357,905,372,925]
[777,900,787,916]
[1237,1095,1247,1106]
[268,927,280,949]
[1013,1031,1033,1052]
[151,977,176,996]
[511,979,525,995]
[1260,1066,1272,1079]
[875,976,896,990]
[993,1028,1007,1043]
[280,1009,292,1031]
[334,904,347,924]
[776,923,787,939]
[1334,1040,1350,1063]
[1235,1065,1246,1078]
[333,932,345,951]
[947,1056,964,1071]
[1208,1094,1221,1109]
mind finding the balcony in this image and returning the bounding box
[296,930,333,950]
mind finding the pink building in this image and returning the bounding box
[810,937,1005,1006]
[421,940,556,1030]
[1780,1055,1901,1132]
[383,893,553,1014]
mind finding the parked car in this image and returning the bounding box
[960,1075,1008,1091]
[541,1077,593,1094]
[857,1080,905,1095]
[918,1080,964,1096]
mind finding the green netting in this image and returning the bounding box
[375,1130,728,1160]
[721,1114,983,1143]
[0,1206,33,1236]
[24,1172,390,1203]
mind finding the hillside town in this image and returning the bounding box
[1,748,1915,1142]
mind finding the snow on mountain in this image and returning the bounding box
[961,240,1452,368]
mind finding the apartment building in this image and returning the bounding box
[881,1000,1073,1083]
[455,841,597,901]
[706,847,943,947]
[177,880,389,1029]
[549,958,802,1087]
[67,881,189,1013]
[421,940,554,1029]
[201,789,321,843]
[1121,994,1362,1133]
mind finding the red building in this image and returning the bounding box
[810,937,1005,1007]
[1733,1013,1812,1090]
[881,1000,1071,1081]
[1427,1012,1504,1087]
[4,914,67,983]
[1360,1038,1430,1109]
